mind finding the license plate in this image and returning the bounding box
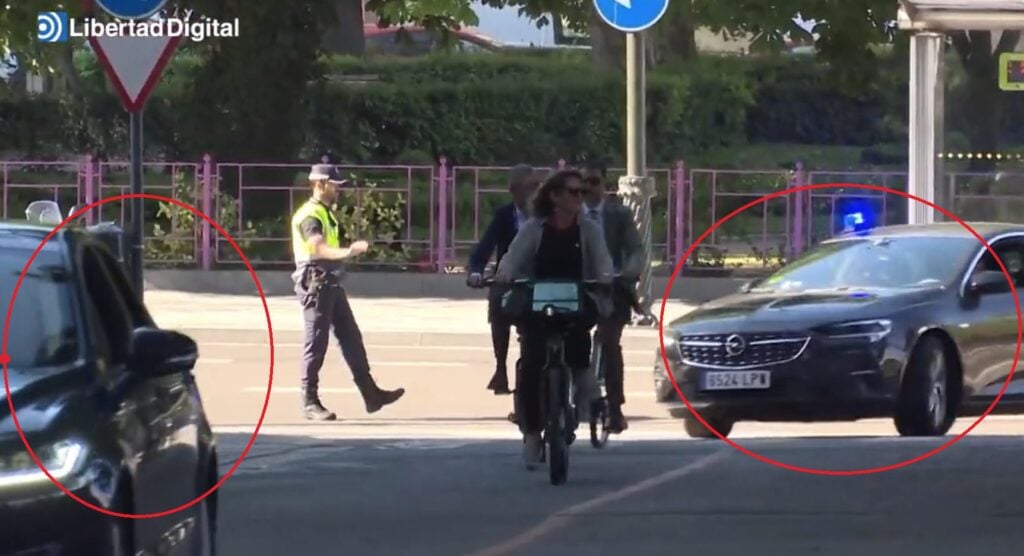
[700,370,771,391]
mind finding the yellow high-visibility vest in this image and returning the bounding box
[291,200,340,264]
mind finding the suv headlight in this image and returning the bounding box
[0,440,86,488]
[817,319,892,342]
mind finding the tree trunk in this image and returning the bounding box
[322,0,366,56]
[55,42,84,97]
[652,0,697,66]
[587,5,623,71]
[952,30,1020,173]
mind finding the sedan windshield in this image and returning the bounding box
[0,236,78,369]
[757,236,979,292]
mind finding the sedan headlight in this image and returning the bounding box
[817,319,892,342]
[660,332,681,360]
[0,440,86,488]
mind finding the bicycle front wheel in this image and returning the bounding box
[547,364,569,486]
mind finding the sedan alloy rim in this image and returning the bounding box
[927,352,946,429]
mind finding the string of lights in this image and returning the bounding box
[936,152,1024,160]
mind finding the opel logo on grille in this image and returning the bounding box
[724,334,746,357]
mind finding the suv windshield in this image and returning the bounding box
[0,236,78,368]
[757,236,979,292]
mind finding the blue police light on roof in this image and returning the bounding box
[837,197,878,234]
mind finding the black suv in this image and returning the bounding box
[0,221,217,555]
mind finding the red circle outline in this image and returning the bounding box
[1,193,274,517]
[659,183,1023,475]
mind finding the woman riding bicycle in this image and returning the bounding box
[493,168,615,468]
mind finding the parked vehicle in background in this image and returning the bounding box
[654,222,1024,439]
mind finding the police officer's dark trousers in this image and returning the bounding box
[302,283,372,392]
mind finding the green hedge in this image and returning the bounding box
[307,59,753,165]
[0,50,995,164]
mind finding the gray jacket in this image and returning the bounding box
[589,199,644,280]
[495,216,615,317]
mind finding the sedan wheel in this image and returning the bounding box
[895,335,956,437]
[927,354,948,431]
[684,416,734,439]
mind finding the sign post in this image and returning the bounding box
[593,0,668,325]
[87,30,180,300]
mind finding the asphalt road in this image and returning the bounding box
[213,433,1024,556]
[145,294,1024,555]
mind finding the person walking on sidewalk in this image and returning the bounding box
[467,164,540,394]
[291,163,405,421]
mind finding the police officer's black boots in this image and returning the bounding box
[302,387,337,421]
[356,375,405,414]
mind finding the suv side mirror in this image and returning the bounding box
[127,327,198,376]
[967,270,1011,296]
[740,279,761,293]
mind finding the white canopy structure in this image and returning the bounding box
[897,0,1024,224]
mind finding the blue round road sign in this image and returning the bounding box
[95,0,169,20]
[593,0,669,33]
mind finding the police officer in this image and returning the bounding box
[292,164,405,421]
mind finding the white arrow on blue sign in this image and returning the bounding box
[593,0,670,33]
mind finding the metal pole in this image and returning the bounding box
[130,109,144,301]
[907,31,943,225]
[618,31,657,325]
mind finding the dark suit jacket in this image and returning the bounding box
[468,202,522,274]
[590,199,644,280]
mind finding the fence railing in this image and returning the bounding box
[3,155,1022,272]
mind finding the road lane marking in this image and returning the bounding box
[368,361,470,367]
[465,449,731,556]
[189,341,652,357]
[242,387,357,394]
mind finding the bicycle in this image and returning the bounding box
[587,274,651,448]
[484,275,605,485]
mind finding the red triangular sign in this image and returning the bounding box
[89,34,181,112]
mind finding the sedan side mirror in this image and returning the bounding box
[967,270,1011,296]
[127,327,198,376]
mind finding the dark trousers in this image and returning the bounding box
[487,287,512,373]
[300,284,371,391]
[598,319,626,406]
[598,286,635,407]
[516,320,592,434]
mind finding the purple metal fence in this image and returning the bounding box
[1,157,1018,272]
[211,161,437,269]
[443,160,684,270]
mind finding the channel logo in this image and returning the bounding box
[37,11,69,43]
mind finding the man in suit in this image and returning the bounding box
[581,160,644,432]
[467,164,540,394]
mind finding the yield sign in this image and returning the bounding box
[88,34,181,112]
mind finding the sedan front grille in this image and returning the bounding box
[678,333,809,369]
